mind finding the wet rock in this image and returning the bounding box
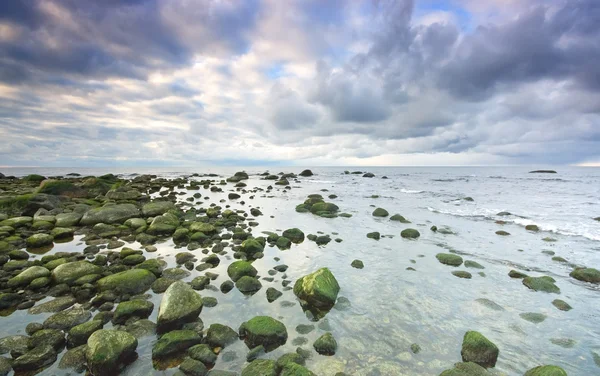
[282,228,305,243]
[55,212,83,227]
[52,261,103,285]
[125,319,156,338]
[452,271,472,279]
[7,266,50,287]
[220,280,234,294]
[276,352,305,371]
[436,253,463,266]
[241,359,277,376]
[525,225,540,232]
[529,170,557,173]
[113,300,154,325]
[153,330,202,358]
[29,296,77,314]
[26,233,54,248]
[80,204,140,226]
[495,230,510,236]
[0,293,23,309]
[523,365,567,376]
[142,201,176,217]
[401,228,420,239]
[135,258,165,277]
[266,287,283,303]
[522,276,560,293]
[351,260,364,269]
[191,276,211,291]
[239,316,288,351]
[44,307,91,330]
[520,312,547,324]
[460,331,499,368]
[157,281,203,331]
[299,170,313,177]
[147,213,180,236]
[439,362,490,376]
[85,329,138,375]
[0,335,28,355]
[313,333,337,355]
[570,267,600,283]
[236,276,262,293]
[97,269,156,295]
[206,324,239,348]
[227,260,257,282]
[390,214,410,223]
[67,320,103,348]
[293,268,340,314]
[58,344,87,372]
[372,208,389,217]
[12,344,57,372]
[188,344,217,367]
[475,299,504,311]
[280,363,316,376]
[552,299,572,311]
[464,261,484,269]
[180,357,208,376]
[509,270,528,279]
[366,232,380,240]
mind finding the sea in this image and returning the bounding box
[1,166,599,375]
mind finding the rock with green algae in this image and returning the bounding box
[460,331,499,368]
[112,300,154,325]
[80,204,140,226]
[26,233,54,248]
[187,344,217,367]
[401,228,420,239]
[293,268,340,312]
[520,312,547,324]
[12,344,57,372]
[452,271,472,279]
[241,359,278,376]
[522,276,560,293]
[495,230,510,236]
[96,269,156,295]
[85,330,138,375]
[390,214,410,223]
[282,228,305,243]
[50,227,74,239]
[179,357,208,376]
[372,208,389,217]
[157,281,203,331]
[205,324,239,348]
[464,261,485,269]
[276,236,292,249]
[67,320,103,348]
[509,270,528,279]
[152,330,202,358]
[351,260,364,269]
[52,261,103,285]
[240,238,264,257]
[436,253,464,266]
[313,332,337,355]
[570,267,600,283]
[367,231,380,240]
[142,201,176,217]
[58,344,87,372]
[276,352,305,371]
[146,213,180,236]
[236,276,262,294]
[552,299,572,311]
[280,363,316,376]
[239,316,288,351]
[43,307,91,331]
[7,266,50,287]
[266,287,282,302]
[439,362,491,376]
[227,261,257,282]
[523,365,567,376]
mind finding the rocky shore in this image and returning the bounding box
[0,170,592,375]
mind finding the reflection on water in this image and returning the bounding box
[1,166,599,375]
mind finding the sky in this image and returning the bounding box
[0,0,599,167]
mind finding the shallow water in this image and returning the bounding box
[1,166,600,375]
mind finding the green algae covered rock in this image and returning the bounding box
[239,316,288,351]
[293,268,340,312]
[206,324,239,348]
[142,201,176,217]
[236,276,262,294]
[12,344,57,372]
[26,233,54,248]
[452,271,472,279]
[242,359,277,376]
[85,329,138,375]
[439,362,490,376]
[152,330,202,358]
[8,266,50,288]
[524,365,567,376]
[552,299,572,311]
[282,228,305,243]
[281,363,316,376]
[570,267,600,283]
[522,276,560,293]
[390,214,410,223]
[227,261,257,282]
[436,253,464,266]
[67,320,103,348]
[313,332,337,355]
[147,213,180,236]
[157,280,203,331]
[51,261,103,285]
[372,208,389,217]
[80,204,140,226]
[460,331,499,368]
[96,269,156,295]
[113,300,154,325]
[401,228,420,239]
[509,270,528,279]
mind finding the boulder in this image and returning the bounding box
[188,344,217,367]
[372,208,389,217]
[96,269,156,295]
[80,204,140,226]
[85,330,138,375]
[570,267,600,283]
[239,316,288,351]
[293,268,340,312]
[113,300,154,325]
[67,320,103,348]
[282,228,305,243]
[26,233,54,248]
[205,324,238,348]
[439,362,490,376]
[152,330,202,358]
[55,212,83,227]
[313,333,337,355]
[147,213,180,236]
[157,281,203,331]
[12,345,57,372]
[460,331,499,368]
[299,170,313,177]
[522,276,560,293]
[8,266,50,287]
[401,228,420,239]
[524,365,567,376]
[52,261,103,285]
[227,261,257,282]
[436,253,463,266]
[44,307,91,330]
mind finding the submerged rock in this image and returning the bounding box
[390,214,410,223]
[85,330,137,375]
[206,324,239,348]
[523,365,567,376]
[242,359,277,376]
[551,299,572,311]
[293,268,340,315]
[96,269,156,295]
[439,362,490,376]
[239,316,288,351]
[570,267,600,283]
[460,331,499,368]
[520,312,547,324]
[12,344,57,372]
[157,281,203,331]
[522,276,560,293]
[313,333,337,355]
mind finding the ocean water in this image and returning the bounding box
[1,166,599,375]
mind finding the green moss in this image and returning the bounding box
[282,228,304,243]
[313,332,337,355]
[551,299,572,311]
[439,362,490,376]
[152,330,202,358]
[570,267,600,283]
[372,208,389,217]
[401,228,420,239]
[0,194,34,215]
[436,253,463,266]
[23,174,46,182]
[96,269,156,295]
[522,276,560,293]
[520,312,547,324]
[239,316,288,350]
[241,359,277,376]
[227,261,257,282]
[452,271,472,279]
[390,214,410,223]
[293,268,340,315]
[38,180,85,197]
[509,270,528,279]
[460,331,499,368]
[523,365,567,376]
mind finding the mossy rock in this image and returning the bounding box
[351,260,364,269]
[236,276,262,294]
[0,216,33,228]
[188,344,217,367]
[52,261,103,285]
[152,330,202,358]
[452,271,472,279]
[85,330,137,375]
[367,232,380,240]
[551,299,572,311]
[293,268,340,312]
[282,228,305,243]
[50,227,75,239]
[401,228,420,239]
[227,261,257,282]
[522,276,560,293]
[520,312,547,324]
[509,270,528,279]
[113,300,154,325]
[276,236,292,249]
[239,316,288,351]
[309,202,339,215]
[26,233,54,248]
[569,267,600,283]
[439,362,490,376]
[55,212,83,227]
[97,269,156,295]
[23,174,46,182]
[525,224,540,232]
[460,331,499,368]
[280,363,316,376]
[157,281,203,331]
[80,204,140,226]
[67,320,103,348]
[464,261,484,269]
[313,332,337,355]
[241,359,277,376]
[523,365,567,376]
[495,230,510,236]
[205,324,239,348]
[372,208,389,217]
[147,213,180,236]
[436,253,463,267]
[7,266,50,288]
[142,201,176,217]
[390,214,410,223]
[38,180,87,197]
[12,344,57,372]
[241,238,264,256]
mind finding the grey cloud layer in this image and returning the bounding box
[0,0,599,166]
